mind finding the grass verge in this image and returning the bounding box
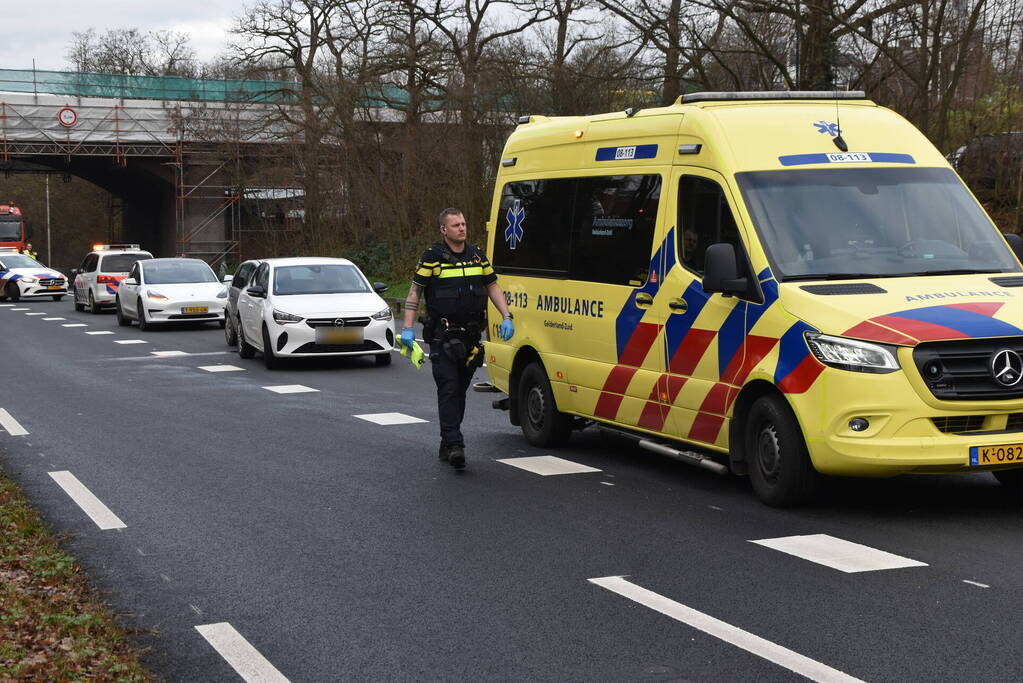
[0,466,154,681]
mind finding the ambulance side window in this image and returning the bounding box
[678,176,742,276]
[571,174,660,286]
[492,179,574,276]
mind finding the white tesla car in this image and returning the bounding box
[235,257,394,369]
[115,258,228,330]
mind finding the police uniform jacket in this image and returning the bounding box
[412,242,496,330]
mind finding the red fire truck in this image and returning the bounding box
[0,202,31,251]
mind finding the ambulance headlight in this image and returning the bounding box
[804,332,900,373]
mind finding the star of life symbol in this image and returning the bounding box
[813,121,841,137]
[505,199,525,250]
[991,349,1023,387]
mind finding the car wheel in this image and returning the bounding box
[745,395,820,507]
[262,325,282,370]
[518,362,572,447]
[375,352,392,367]
[52,295,64,302]
[88,290,100,314]
[993,469,1023,491]
[238,324,255,359]
[224,314,238,346]
[218,317,226,329]
[136,298,149,331]
[73,288,85,311]
[6,282,20,302]
[115,297,131,327]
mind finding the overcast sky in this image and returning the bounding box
[2,1,242,72]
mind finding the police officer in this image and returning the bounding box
[401,208,514,469]
[21,243,37,260]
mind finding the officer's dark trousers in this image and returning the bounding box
[431,345,475,447]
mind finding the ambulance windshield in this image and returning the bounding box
[736,167,1018,280]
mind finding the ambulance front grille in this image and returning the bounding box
[1007,413,1023,431]
[930,416,985,433]
[914,339,1023,401]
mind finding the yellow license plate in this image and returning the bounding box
[47,286,62,290]
[316,328,363,345]
[181,306,208,314]
[970,443,1023,466]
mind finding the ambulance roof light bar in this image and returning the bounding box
[93,243,141,251]
[680,90,867,103]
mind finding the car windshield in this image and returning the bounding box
[735,167,1019,280]
[0,217,21,240]
[273,264,370,295]
[143,260,217,284]
[0,254,41,269]
[101,253,152,273]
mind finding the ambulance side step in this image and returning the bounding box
[598,425,729,476]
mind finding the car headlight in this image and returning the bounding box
[371,307,393,321]
[216,287,228,299]
[21,276,38,284]
[804,332,900,373]
[272,308,302,325]
[147,290,168,301]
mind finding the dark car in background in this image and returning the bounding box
[223,259,261,346]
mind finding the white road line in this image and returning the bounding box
[199,365,245,373]
[47,471,126,530]
[262,385,319,394]
[152,350,188,357]
[589,576,864,683]
[749,534,927,573]
[115,339,148,345]
[963,579,990,588]
[497,455,601,476]
[0,303,14,307]
[0,408,30,436]
[62,323,87,327]
[106,351,231,362]
[10,307,30,311]
[85,331,115,335]
[42,317,65,320]
[25,312,46,316]
[195,623,290,683]
[353,412,427,425]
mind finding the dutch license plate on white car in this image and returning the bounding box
[316,328,363,344]
[970,443,1023,466]
[181,306,208,314]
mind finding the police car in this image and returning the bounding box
[0,248,68,302]
[71,244,153,313]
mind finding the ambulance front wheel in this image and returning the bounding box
[993,469,1023,491]
[519,362,572,447]
[746,395,820,507]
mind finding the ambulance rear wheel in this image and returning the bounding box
[993,469,1023,490]
[746,395,819,507]
[519,363,572,447]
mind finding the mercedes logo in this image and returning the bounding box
[333,318,346,327]
[991,349,1023,387]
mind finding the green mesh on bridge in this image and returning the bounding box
[0,68,300,103]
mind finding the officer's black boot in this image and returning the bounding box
[438,443,450,461]
[448,445,466,470]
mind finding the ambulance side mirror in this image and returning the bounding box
[1004,233,1023,264]
[702,243,747,297]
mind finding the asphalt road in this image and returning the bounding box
[3,298,1023,682]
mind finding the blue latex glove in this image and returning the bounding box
[499,319,515,341]
[400,328,416,349]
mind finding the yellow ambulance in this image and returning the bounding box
[483,91,1023,506]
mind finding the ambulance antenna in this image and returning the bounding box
[832,89,849,152]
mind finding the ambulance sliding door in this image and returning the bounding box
[658,168,751,450]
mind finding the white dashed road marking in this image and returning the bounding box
[749,534,927,573]
[48,471,127,530]
[152,350,188,357]
[263,385,318,394]
[589,576,864,683]
[86,331,115,335]
[0,303,14,307]
[11,307,30,311]
[353,412,428,425]
[42,317,65,320]
[62,323,87,327]
[963,580,990,588]
[25,312,46,316]
[497,455,601,476]
[0,408,30,436]
[195,623,290,683]
[199,365,245,373]
[115,339,148,345]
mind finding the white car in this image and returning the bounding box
[71,244,153,313]
[115,258,227,330]
[0,249,68,302]
[235,257,394,369]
